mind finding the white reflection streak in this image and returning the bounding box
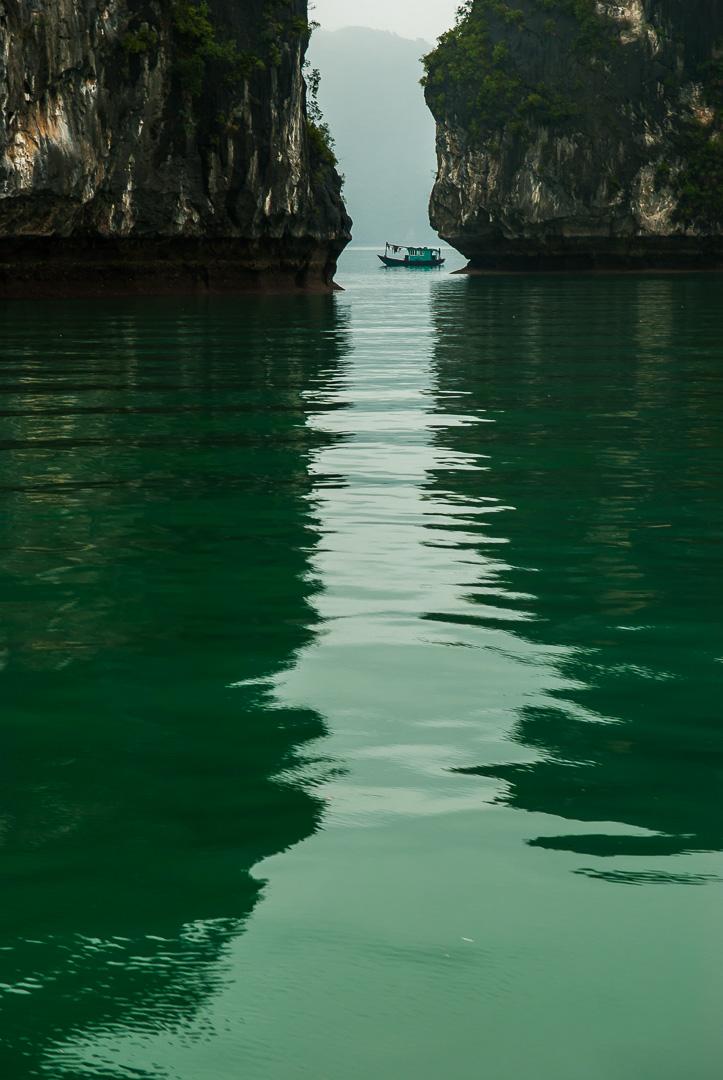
[45,265,574,1079]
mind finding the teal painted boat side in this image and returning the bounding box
[378,255,445,268]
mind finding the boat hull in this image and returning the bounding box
[378,255,445,268]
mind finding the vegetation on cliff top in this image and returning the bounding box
[122,2,338,171]
[122,2,315,100]
[304,61,339,170]
[169,0,306,98]
[121,23,160,55]
[422,0,615,133]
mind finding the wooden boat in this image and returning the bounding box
[378,242,445,268]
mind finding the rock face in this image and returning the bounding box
[424,1,723,270]
[0,0,351,294]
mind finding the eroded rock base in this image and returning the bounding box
[0,238,345,298]
[455,238,723,274]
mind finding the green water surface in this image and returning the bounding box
[0,252,721,1078]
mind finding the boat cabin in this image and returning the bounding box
[406,247,437,263]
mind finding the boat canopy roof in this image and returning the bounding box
[385,242,442,256]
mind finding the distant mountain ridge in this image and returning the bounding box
[308,27,440,245]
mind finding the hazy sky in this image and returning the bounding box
[311,0,460,42]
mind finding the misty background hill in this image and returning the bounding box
[308,27,440,246]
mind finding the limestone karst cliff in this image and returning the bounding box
[0,0,351,294]
[424,1,723,270]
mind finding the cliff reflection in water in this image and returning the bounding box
[0,297,349,1073]
[429,275,723,865]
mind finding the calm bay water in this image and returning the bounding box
[1,251,722,1078]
